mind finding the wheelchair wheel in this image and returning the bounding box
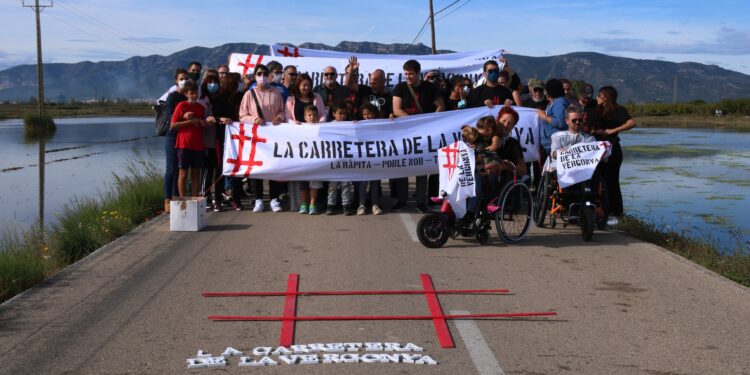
[534,171,550,227]
[417,212,450,248]
[496,181,533,243]
[581,206,595,241]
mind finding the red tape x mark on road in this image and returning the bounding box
[204,273,557,348]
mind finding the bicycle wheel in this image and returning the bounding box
[581,206,595,241]
[534,171,550,227]
[496,181,533,243]
[417,212,450,248]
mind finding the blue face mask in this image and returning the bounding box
[487,70,500,83]
[207,82,219,94]
[457,99,466,109]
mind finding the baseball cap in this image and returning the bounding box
[528,78,544,89]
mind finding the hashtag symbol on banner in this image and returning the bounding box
[227,123,267,177]
[276,46,302,57]
[442,143,460,180]
[237,54,265,76]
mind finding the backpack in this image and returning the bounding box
[153,100,170,136]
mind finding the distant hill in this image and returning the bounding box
[1,41,748,103]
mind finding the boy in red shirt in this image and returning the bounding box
[170,81,213,197]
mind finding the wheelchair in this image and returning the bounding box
[416,162,533,248]
[533,157,608,241]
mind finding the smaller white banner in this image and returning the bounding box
[269,44,503,62]
[555,141,611,188]
[438,141,476,218]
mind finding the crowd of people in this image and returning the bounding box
[160,54,635,225]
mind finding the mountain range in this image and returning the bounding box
[0,41,748,103]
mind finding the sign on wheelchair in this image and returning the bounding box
[533,141,612,241]
[416,141,533,248]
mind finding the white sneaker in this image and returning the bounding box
[372,204,383,215]
[270,198,283,212]
[253,199,264,213]
[606,216,619,226]
[356,205,366,215]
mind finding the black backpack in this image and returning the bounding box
[153,100,170,136]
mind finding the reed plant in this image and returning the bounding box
[0,158,162,303]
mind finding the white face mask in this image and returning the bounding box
[462,86,470,95]
[273,74,282,84]
[256,76,267,86]
[178,79,187,89]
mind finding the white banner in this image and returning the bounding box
[438,141,476,218]
[229,52,496,89]
[222,107,539,181]
[555,141,611,188]
[269,44,503,62]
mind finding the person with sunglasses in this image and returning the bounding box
[313,65,353,120]
[522,78,549,110]
[282,65,298,90]
[551,107,596,160]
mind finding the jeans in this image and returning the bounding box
[357,180,381,206]
[395,175,428,205]
[163,134,179,199]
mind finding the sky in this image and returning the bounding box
[1,0,748,74]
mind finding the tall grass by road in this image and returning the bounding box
[0,160,162,302]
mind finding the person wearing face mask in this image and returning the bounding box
[239,64,286,213]
[162,68,190,212]
[446,76,469,111]
[198,75,222,209]
[250,60,289,102]
[157,61,203,103]
[467,60,513,109]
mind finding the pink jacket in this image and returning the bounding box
[239,86,285,124]
[285,94,327,123]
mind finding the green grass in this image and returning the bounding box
[23,113,56,143]
[615,216,750,287]
[0,159,163,302]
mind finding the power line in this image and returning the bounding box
[437,0,471,20]
[56,0,163,55]
[44,12,144,57]
[410,0,462,46]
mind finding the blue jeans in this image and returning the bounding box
[163,134,179,199]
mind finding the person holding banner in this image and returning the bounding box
[551,107,597,159]
[239,64,287,213]
[467,60,513,109]
[285,73,326,123]
[445,76,468,111]
[392,59,444,212]
[593,86,636,225]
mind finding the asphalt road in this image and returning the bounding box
[1,202,749,374]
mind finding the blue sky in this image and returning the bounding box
[1,0,748,74]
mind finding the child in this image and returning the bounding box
[170,81,213,198]
[326,102,355,215]
[459,125,483,222]
[474,116,503,198]
[356,103,383,215]
[298,105,324,215]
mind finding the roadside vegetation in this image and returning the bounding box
[615,216,750,288]
[626,98,750,130]
[0,101,152,119]
[0,160,163,303]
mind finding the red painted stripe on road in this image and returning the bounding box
[279,273,299,347]
[420,274,454,348]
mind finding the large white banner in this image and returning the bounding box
[229,52,496,89]
[438,141,476,218]
[555,141,611,188]
[222,107,539,181]
[269,44,503,62]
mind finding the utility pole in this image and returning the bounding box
[23,0,53,240]
[428,0,436,54]
[673,76,678,104]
